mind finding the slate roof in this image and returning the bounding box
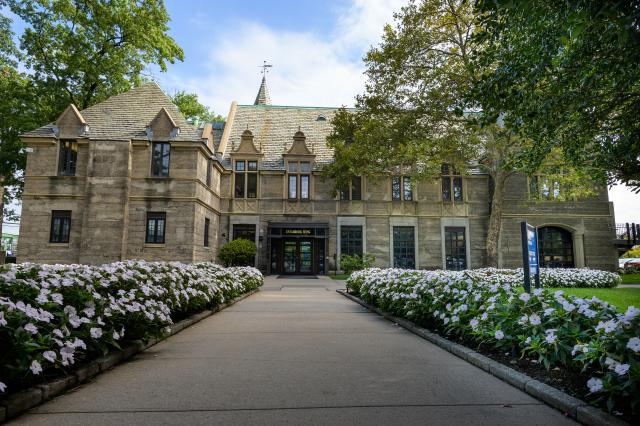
[21,83,201,142]
[221,104,341,170]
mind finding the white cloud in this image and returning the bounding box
[608,185,640,223]
[158,0,408,115]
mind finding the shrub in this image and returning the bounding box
[340,253,375,275]
[347,268,639,415]
[0,261,263,395]
[218,239,256,267]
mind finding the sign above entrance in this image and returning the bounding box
[284,228,312,236]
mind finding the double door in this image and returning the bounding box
[283,238,313,274]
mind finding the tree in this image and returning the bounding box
[324,0,596,267]
[0,0,184,239]
[473,0,640,191]
[169,90,223,124]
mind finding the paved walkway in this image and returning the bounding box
[11,277,575,425]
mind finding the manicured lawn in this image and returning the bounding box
[330,274,350,280]
[560,287,640,311]
[621,273,640,284]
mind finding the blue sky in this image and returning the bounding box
[2,0,638,233]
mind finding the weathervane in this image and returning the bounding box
[259,60,272,76]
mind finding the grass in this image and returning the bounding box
[330,274,350,280]
[621,274,640,284]
[559,287,640,311]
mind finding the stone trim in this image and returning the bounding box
[336,290,629,426]
[0,288,260,424]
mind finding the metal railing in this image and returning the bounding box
[615,222,639,245]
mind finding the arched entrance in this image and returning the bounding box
[537,226,575,268]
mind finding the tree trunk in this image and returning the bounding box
[486,171,507,267]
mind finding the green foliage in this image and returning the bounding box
[340,253,375,275]
[622,248,640,259]
[218,239,257,267]
[169,90,223,125]
[473,0,640,190]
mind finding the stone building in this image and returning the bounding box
[17,79,618,272]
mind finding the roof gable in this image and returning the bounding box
[54,104,89,139]
[285,130,313,156]
[147,107,180,141]
[231,130,262,156]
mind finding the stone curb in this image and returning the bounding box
[337,289,629,426]
[0,287,260,424]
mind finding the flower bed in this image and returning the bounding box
[347,268,638,416]
[0,261,263,395]
[469,267,620,288]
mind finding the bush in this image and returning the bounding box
[0,261,263,395]
[347,268,639,415]
[340,253,375,275]
[218,239,256,267]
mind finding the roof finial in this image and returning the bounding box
[254,61,272,106]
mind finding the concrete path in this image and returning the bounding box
[11,277,575,425]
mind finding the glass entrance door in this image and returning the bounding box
[299,240,312,274]
[283,240,297,274]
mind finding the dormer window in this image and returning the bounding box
[58,139,78,176]
[287,161,310,200]
[151,142,170,177]
[234,160,258,198]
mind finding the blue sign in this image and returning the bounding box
[521,221,540,293]
[527,226,539,274]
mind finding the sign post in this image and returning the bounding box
[520,221,540,293]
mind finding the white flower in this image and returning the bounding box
[545,332,557,344]
[72,338,86,350]
[0,381,6,392]
[43,350,57,363]
[524,336,532,344]
[495,330,505,340]
[90,327,103,339]
[614,363,630,376]
[595,320,617,334]
[24,323,38,334]
[470,318,479,329]
[533,288,543,296]
[519,293,530,303]
[627,337,640,353]
[113,330,120,340]
[0,311,7,326]
[543,308,555,316]
[481,312,488,321]
[30,360,43,375]
[529,314,541,325]
[587,377,603,393]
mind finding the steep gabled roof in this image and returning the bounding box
[22,83,200,142]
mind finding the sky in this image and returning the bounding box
[2,0,638,234]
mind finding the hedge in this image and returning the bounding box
[0,261,263,395]
[347,268,638,415]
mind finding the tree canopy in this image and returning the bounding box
[169,90,223,124]
[473,0,640,191]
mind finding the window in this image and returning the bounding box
[340,226,363,257]
[204,218,210,247]
[392,176,412,201]
[58,140,77,176]
[287,161,311,200]
[234,160,258,198]
[441,164,463,202]
[50,210,71,243]
[445,227,467,270]
[340,177,362,200]
[151,142,170,177]
[538,226,574,268]
[393,226,415,269]
[233,224,256,242]
[206,159,212,187]
[529,175,561,200]
[146,212,166,244]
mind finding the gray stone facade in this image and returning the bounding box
[17,82,618,272]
